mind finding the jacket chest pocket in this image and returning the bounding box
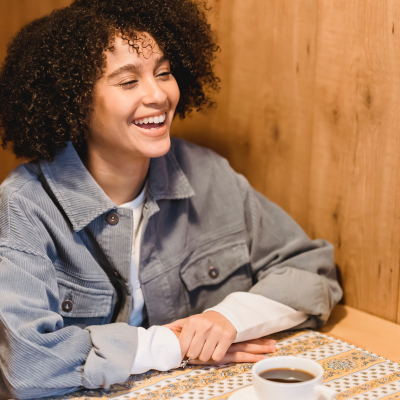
[58,279,114,327]
[180,241,252,315]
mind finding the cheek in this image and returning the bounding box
[97,93,139,123]
[88,98,124,141]
[167,81,180,109]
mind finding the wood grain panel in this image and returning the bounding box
[0,0,72,183]
[173,0,400,322]
[309,1,400,322]
[173,0,319,228]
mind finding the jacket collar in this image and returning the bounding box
[40,142,195,232]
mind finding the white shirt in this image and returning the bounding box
[120,185,308,374]
[120,185,146,327]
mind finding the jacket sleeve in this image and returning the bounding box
[234,172,343,329]
[0,246,138,400]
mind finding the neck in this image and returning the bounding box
[82,145,150,206]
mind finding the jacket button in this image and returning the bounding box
[208,266,219,279]
[106,212,119,225]
[62,300,73,312]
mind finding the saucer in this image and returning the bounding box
[228,385,257,399]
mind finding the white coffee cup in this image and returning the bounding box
[252,356,336,400]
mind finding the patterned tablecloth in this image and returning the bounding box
[48,330,400,400]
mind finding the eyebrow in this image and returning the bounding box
[107,55,168,79]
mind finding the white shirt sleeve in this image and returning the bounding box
[205,292,308,343]
[131,326,182,374]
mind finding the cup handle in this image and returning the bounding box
[315,385,336,400]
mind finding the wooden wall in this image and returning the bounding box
[1,0,400,323]
[173,0,400,323]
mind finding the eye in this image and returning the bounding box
[119,80,138,89]
[156,71,172,80]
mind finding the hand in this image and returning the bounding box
[165,320,277,365]
[165,311,277,363]
[188,337,277,365]
[164,311,237,362]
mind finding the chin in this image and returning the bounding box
[141,136,171,158]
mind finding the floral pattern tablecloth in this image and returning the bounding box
[45,330,400,400]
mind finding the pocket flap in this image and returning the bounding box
[180,242,250,291]
[58,279,114,318]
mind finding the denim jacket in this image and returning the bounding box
[0,138,342,399]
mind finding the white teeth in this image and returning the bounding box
[151,127,156,130]
[134,113,166,126]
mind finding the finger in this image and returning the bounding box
[189,352,268,366]
[186,331,208,360]
[240,338,277,346]
[221,351,269,364]
[227,342,277,354]
[178,322,197,358]
[198,336,219,362]
[226,338,276,353]
[211,337,234,362]
[163,324,182,333]
[163,318,186,330]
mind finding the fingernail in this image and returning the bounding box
[263,355,269,359]
[271,346,277,352]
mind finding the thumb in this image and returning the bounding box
[163,318,186,330]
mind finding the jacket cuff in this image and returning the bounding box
[83,323,138,389]
[205,292,308,343]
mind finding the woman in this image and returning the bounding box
[0,1,342,398]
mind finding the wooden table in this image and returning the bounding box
[320,304,400,363]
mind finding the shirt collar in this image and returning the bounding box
[119,181,148,210]
[40,142,195,232]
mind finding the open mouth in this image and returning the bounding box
[133,112,166,130]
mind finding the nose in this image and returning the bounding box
[141,76,168,106]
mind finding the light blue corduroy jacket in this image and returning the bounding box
[0,138,342,399]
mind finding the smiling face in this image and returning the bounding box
[86,33,180,160]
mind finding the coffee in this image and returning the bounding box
[258,368,315,384]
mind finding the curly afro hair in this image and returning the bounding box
[0,1,220,161]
